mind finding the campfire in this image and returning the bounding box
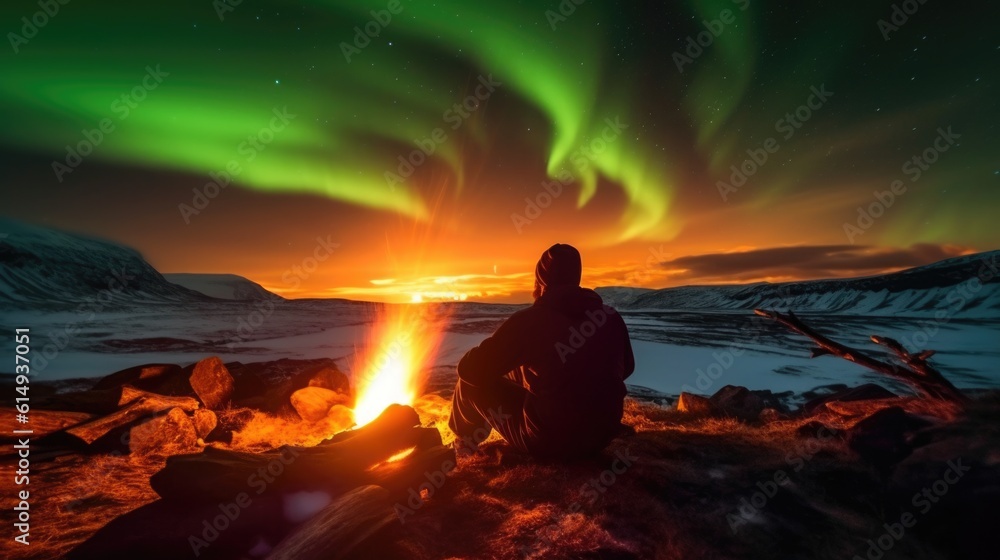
[351,303,446,428]
[61,304,457,558]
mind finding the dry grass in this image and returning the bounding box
[3,395,993,560]
[1,452,161,560]
[354,398,970,560]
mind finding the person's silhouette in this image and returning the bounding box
[448,243,635,460]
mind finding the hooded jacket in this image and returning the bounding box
[457,246,635,457]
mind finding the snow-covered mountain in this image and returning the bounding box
[593,286,655,308]
[0,218,210,307]
[597,251,1000,317]
[163,273,283,301]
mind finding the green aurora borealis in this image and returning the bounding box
[1,0,997,299]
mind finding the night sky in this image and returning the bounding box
[1,0,997,302]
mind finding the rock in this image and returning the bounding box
[847,406,933,474]
[709,385,765,421]
[92,363,184,392]
[129,407,198,457]
[305,364,352,395]
[802,383,897,415]
[66,392,200,446]
[149,366,198,397]
[231,365,268,405]
[191,409,217,439]
[759,408,786,424]
[676,392,714,415]
[291,387,351,422]
[206,408,256,443]
[800,383,849,402]
[264,361,352,414]
[823,399,900,418]
[753,390,794,413]
[189,357,235,410]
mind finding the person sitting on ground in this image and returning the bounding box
[448,243,635,460]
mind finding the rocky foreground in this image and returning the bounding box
[1,358,998,559]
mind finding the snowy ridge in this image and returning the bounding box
[597,251,1000,318]
[0,217,211,307]
[593,286,655,308]
[163,273,283,301]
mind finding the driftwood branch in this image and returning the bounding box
[754,309,967,405]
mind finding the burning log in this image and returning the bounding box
[754,309,968,407]
[71,405,455,559]
[150,404,451,504]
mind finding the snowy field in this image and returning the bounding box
[3,298,998,400]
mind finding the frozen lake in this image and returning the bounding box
[3,299,998,399]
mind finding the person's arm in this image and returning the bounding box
[457,314,525,387]
[621,316,635,380]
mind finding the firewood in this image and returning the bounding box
[754,309,967,406]
[65,393,200,444]
[264,485,396,560]
[150,404,438,504]
[34,384,153,415]
[0,407,92,440]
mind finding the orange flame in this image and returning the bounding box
[351,303,446,427]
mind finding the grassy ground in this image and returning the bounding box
[3,394,997,560]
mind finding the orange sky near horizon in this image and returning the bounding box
[175,184,979,304]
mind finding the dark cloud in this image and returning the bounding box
[662,244,971,283]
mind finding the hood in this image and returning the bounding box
[533,243,582,298]
[534,285,605,320]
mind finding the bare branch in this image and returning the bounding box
[755,309,967,406]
